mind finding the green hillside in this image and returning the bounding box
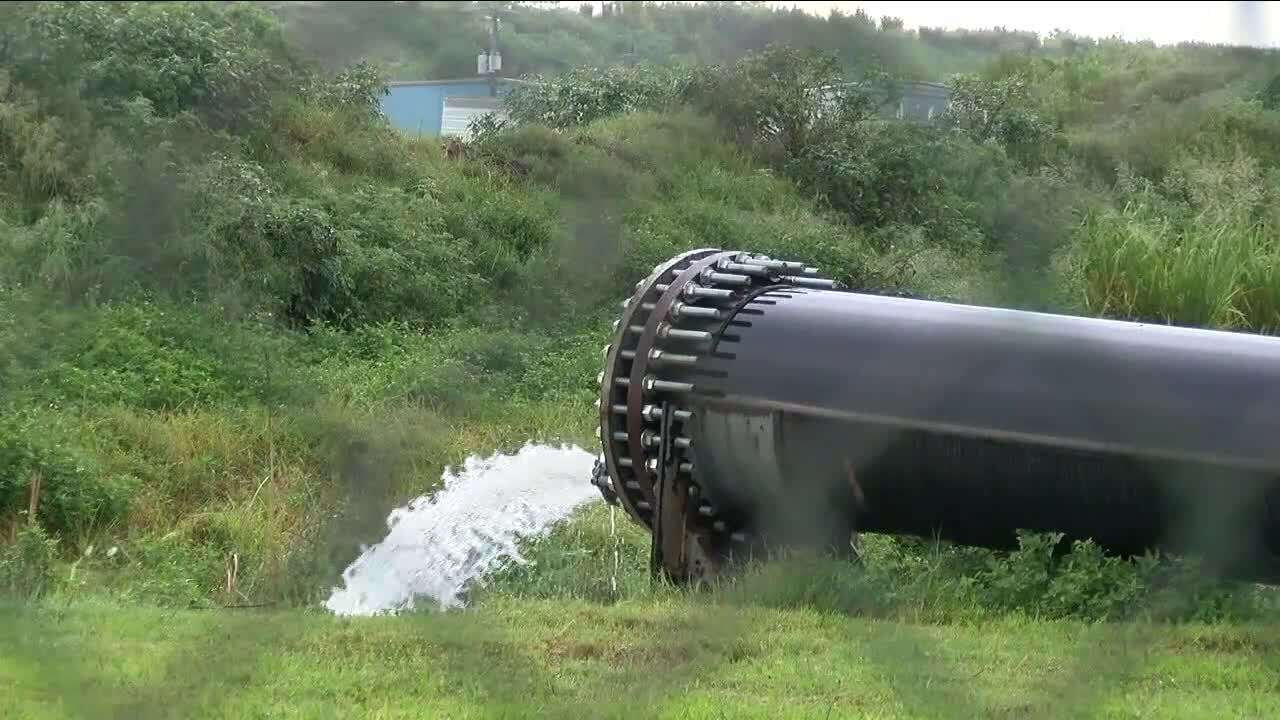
[2,2,1280,717]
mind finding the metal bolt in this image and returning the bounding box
[648,349,698,366]
[783,275,836,289]
[658,324,712,343]
[672,302,721,320]
[718,260,770,277]
[643,376,694,394]
[701,270,751,286]
[647,405,691,422]
[683,284,734,301]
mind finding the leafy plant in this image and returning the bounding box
[501,64,687,130]
[943,69,1063,168]
[0,523,60,602]
[0,414,137,540]
[677,44,893,165]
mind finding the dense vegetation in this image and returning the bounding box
[269,0,1092,83]
[1,0,1279,637]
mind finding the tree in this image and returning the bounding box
[943,70,1060,167]
[681,45,890,161]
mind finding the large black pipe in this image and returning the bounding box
[593,249,1280,582]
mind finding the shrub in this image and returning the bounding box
[0,523,60,602]
[943,69,1064,169]
[680,44,888,162]
[501,64,687,130]
[1263,72,1280,110]
[0,1,299,135]
[0,413,136,541]
[0,300,305,410]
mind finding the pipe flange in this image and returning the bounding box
[595,248,839,534]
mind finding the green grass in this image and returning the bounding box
[2,599,1279,719]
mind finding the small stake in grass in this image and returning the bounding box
[226,551,241,600]
[28,470,42,525]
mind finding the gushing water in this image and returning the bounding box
[324,443,600,616]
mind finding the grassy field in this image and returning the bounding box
[3,599,1279,720]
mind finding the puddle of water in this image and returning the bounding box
[324,442,600,616]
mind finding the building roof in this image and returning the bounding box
[387,76,536,88]
[443,95,506,110]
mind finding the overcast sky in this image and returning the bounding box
[574,2,1278,47]
[778,1,1276,46]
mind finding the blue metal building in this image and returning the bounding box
[382,77,518,136]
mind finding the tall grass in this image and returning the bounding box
[1071,156,1280,331]
[1075,208,1279,330]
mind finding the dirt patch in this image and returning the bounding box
[543,639,604,660]
[608,640,703,666]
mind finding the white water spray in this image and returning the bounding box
[324,443,601,616]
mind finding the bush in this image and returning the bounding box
[0,300,305,410]
[0,1,298,135]
[972,530,1270,622]
[785,122,998,240]
[502,64,688,130]
[1263,72,1280,110]
[0,414,136,541]
[943,69,1064,169]
[0,523,60,602]
[680,44,889,162]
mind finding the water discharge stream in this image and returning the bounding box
[324,443,600,616]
